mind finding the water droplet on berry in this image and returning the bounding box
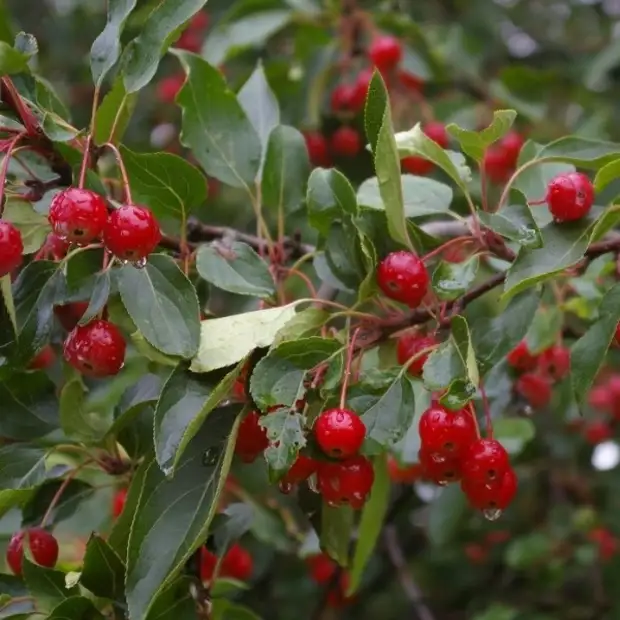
[202,447,218,466]
[279,481,293,495]
[132,256,148,269]
[121,259,129,266]
[307,473,319,493]
[436,479,448,487]
[483,508,502,521]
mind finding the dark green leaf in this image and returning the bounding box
[479,193,542,248]
[174,50,261,191]
[0,597,34,619]
[0,576,28,599]
[121,147,208,223]
[46,597,104,620]
[262,125,310,214]
[196,241,275,299]
[321,503,353,566]
[306,167,358,235]
[94,77,137,144]
[59,377,106,443]
[80,534,125,600]
[432,256,479,301]
[525,306,563,354]
[77,271,110,326]
[427,485,467,546]
[90,0,137,86]
[125,406,241,620]
[117,253,201,358]
[260,408,306,474]
[146,577,196,620]
[493,418,535,455]
[391,382,432,464]
[324,221,366,291]
[154,362,243,475]
[2,198,50,254]
[122,1,208,93]
[212,600,261,620]
[594,158,620,194]
[22,559,78,612]
[539,136,620,169]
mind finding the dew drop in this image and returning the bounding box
[307,473,319,493]
[121,259,129,266]
[437,479,448,487]
[202,447,218,466]
[279,481,293,495]
[483,508,502,521]
[132,256,148,269]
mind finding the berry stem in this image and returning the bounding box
[527,198,546,206]
[102,142,133,204]
[0,132,25,217]
[495,158,544,212]
[422,237,473,263]
[339,326,361,409]
[77,134,92,189]
[282,266,318,298]
[108,94,129,144]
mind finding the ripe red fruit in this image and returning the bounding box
[6,528,59,575]
[307,553,336,584]
[589,528,617,562]
[48,187,108,244]
[188,10,209,31]
[54,301,89,331]
[377,250,429,308]
[326,572,353,608]
[418,447,462,485]
[104,204,161,263]
[368,35,403,71]
[0,221,23,277]
[402,155,434,176]
[506,340,538,372]
[464,543,488,564]
[235,410,269,463]
[538,344,570,381]
[156,74,185,103]
[331,83,357,112]
[419,405,477,458]
[461,439,510,485]
[398,70,424,93]
[221,544,253,581]
[41,232,69,260]
[351,68,373,111]
[282,454,318,484]
[461,467,517,512]
[515,372,552,409]
[63,319,126,377]
[317,455,375,509]
[501,131,525,164]
[28,345,56,370]
[387,455,424,483]
[304,131,331,167]
[396,333,438,376]
[584,420,613,445]
[423,122,449,148]
[175,30,202,53]
[314,408,366,459]
[589,385,613,412]
[112,488,128,518]
[546,172,594,222]
[330,126,361,158]
[200,547,217,582]
[483,147,512,184]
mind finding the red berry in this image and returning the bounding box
[330,126,361,158]
[6,528,59,575]
[515,372,552,409]
[156,74,185,103]
[331,83,357,112]
[501,131,525,165]
[200,547,217,582]
[282,454,318,484]
[112,488,127,518]
[615,322,620,345]
[104,204,161,263]
[546,172,594,222]
[538,345,570,381]
[584,420,613,445]
[54,301,89,331]
[402,155,434,176]
[0,220,23,277]
[464,543,488,564]
[351,68,373,111]
[326,572,353,608]
[307,553,336,584]
[48,187,108,244]
[396,333,438,376]
[418,447,462,485]
[387,455,424,483]
[483,147,512,184]
[314,407,366,459]
[589,528,617,561]
[235,410,269,463]
[398,70,424,93]
[41,232,69,260]
[63,319,126,377]
[506,339,538,372]
[589,385,612,412]
[28,345,56,370]
[188,11,209,31]
[419,405,477,457]
[304,131,331,167]
[377,251,429,308]
[221,544,253,581]
[423,122,449,148]
[317,455,374,509]
[461,439,510,485]
[461,467,517,512]
[175,30,202,53]
[368,35,403,71]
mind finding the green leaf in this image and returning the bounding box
[190,302,300,373]
[594,158,620,194]
[90,0,137,86]
[324,221,366,291]
[122,0,208,93]
[446,109,517,161]
[273,307,329,343]
[452,315,479,386]
[571,284,620,405]
[250,337,340,410]
[356,174,453,218]
[365,72,412,250]
[432,256,479,301]
[131,331,182,367]
[539,136,620,169]
[2,198,50,254]
[211,600,261,620]
[94,77,137,144]
[120,147,208,224]
[46,597,104,620]
[59,378,107,443]
[306,167,358,235]
[321,503,353,566]
[260,408,306,475]
[79,535,125,600]
[77,271,111,327]
[479,193,542,248]
[493,418,535,455]
[196,241,275,299]
[125,406,241,620]
[22,559,77,612]
[390,382,432,464]
[174,50,261,191]
[347,455,389,595]
[427,485,467,546]
[262,125,310,214]
[145,577,196,620]
[525,306,563,354]
[0,41,30,74]
[117,253,201,358]
[154,362,244,475]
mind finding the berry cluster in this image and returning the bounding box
[482,130,525,183]
[6,528,59,575]
[418,404,517,518]
[200,543,253,583]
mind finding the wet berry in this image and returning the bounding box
[200,547,217,582]
[461,439,510,485]
[368,35,402,71]
[28,345,56,370]
[235,410,269,463]
[282,454,318,485]
[104,204,161,263]
[396,333,438,376]
[6,528,59,575]
[515,372,552,409]
[0,220,23,277]
[546,172,594,222]
[54,301,89,331]
[401,122,448,176]
[41,232,69,260]
[501,131,525,164]
[461,467,517,512]
[418,447,462,485]
[377,250,429,308]
[538,345,571,381]
[48,187,108,244]
[156,74,185,103]
[589,528,618,562]
[317,455,374,509]
[330,126,361,158]
[331,83,357,112]
[419,405,477,458]
[398,70,424,93]
[351,68,373,110]
[221,544,253,581]
[314,407,366,459]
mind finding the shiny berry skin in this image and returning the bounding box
[483,147,512,184]
[330,126,361,158]
[235,410,269,463]
[368,35,403,71]
[282,454,318,484]
[112,488,128,518]
[54,301,89,331]
[418,447,461,485]
[501,131,525,164]
[331,83,357,112]
[63,319,126,378]
[156,74,185,103]
[461,468,517,512]
[304,131,331,168]
[396,333,438,376]
[104,204,161,262]
[0,221,23,277]
[48,187,108,244]
[314,407,366,458]
[461,439,510,485]
[546,172,594,222]
[506,339,538,372]
[221,544,253,580]
[515,372,552,409]
[6,528,59,575]
[387,455,424,483]
[538,345,570,381]
[402,155,434,176]
[200,547,217,582]
[307,553,336,584]
[584,420,613,445]
[377,251,429,308]
[419,405,477,458]
[28,345,56,370]
[317,455,374,509]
